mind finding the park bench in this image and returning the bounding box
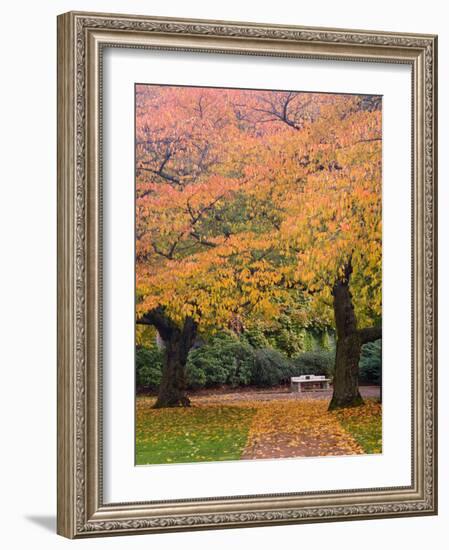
[290,374,331,393]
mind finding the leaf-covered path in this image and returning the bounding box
[240,400,363,459]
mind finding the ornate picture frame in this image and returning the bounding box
[57,11,437,538]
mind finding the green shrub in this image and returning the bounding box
[185,360,207,389]
[251,348,292,387]
[186,333,254,389]
[290,350,335,378]
[318,330,333,351]
[136,345,163,389]
[136,330,344,393]
[264,320,317,357]
[359,339,382,384]
[242,325,271,349]
[268,325,306,357]
[267,326,335,358]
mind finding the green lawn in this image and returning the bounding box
[333,400,382,454]
[136,399,256,465]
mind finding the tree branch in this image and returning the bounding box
[138,165,182,186]
[358,326,382,344]
[190,231,217,247]
[136,307,177,340]
[356,137,382,144]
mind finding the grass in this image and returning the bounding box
[136,397,256,464]
[136,395,382,465]
[332,400,382,454]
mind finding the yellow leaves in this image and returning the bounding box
[135,324,157,347]
[331,400,382,454]
[136,86,382,332]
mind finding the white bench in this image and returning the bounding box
[290,375,331,393]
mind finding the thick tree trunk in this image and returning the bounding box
[153,317,197,408]
[137,308,197,408]
[328,261,381,411]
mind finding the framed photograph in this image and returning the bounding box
[57,11,438,538]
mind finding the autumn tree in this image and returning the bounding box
[229,90,382,408]
[253,94,382,409]
[136,86,290,407]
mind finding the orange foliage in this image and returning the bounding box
[136,85,381,331]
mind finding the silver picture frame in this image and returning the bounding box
[57,11,438,538]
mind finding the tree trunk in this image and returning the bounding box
[137,308,197,408]
[153,317,197,408]
[328,261,381,410]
